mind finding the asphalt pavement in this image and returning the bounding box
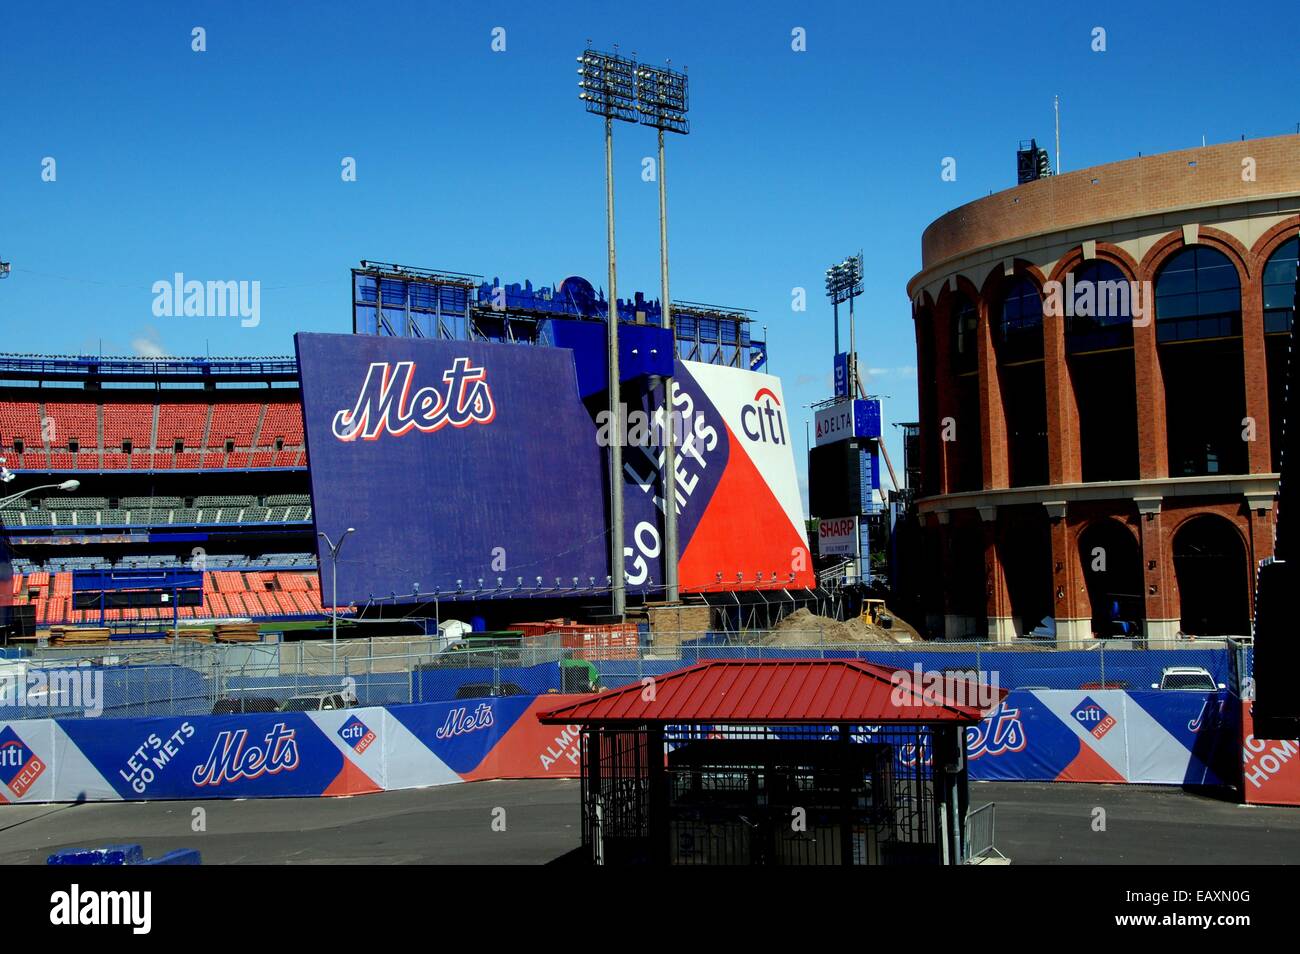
[2,779,1297,864]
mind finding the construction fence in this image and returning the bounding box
[0,632,1239,721]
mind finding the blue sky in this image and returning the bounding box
[2,0,1297,497]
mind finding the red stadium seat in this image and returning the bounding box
[157,403,207,449]
[257,403,305,446]
[1,402,46,469]
[208,404,259,449]
[102,403,154,451]
[44,403,98,450]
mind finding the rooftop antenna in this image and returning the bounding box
[1054,95,1061,174]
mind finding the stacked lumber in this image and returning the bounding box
[214,622,261,643]
[172,630,214,643]
[47,627,112,647]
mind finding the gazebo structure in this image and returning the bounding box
[538,658,1001,866]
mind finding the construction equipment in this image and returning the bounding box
[861,598,893,629]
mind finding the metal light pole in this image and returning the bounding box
[636,61,689,604]
[0,478,80,510]
[825,255,864,397]
[579,48,638,618]
[604,113,625,618]
[318,527,354,675]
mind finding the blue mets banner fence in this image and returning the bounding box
[0,686,1247,805]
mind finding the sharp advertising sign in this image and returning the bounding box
[817,517,858,558]
[295,333,813,605]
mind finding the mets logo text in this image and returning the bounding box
[191,723,299,787]
[338,716,376,754]
[0,726,45,798]
[1073,696,1117,739]
[966,703,1028,759]
[332,359,495,441]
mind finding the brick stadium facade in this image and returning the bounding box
[908,134,1300,642]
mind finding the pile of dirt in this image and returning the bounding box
[763,607,919,646]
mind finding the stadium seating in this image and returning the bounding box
[11,494,312,528]
[7,568,337,625]
[1,399,309,472]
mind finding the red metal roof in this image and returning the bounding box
[537,659,1002,726]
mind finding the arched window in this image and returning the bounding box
[1263,236,1298,334]
[1155,246,1241,342]
[1066,261,1132,352]
[1173,515,1249,636]
[998,278,1043,361]
[951,294,978,374]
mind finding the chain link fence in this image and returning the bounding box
[1,632,1233,719]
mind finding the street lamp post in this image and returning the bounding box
[317,527,355,675]
[635,60,689,605]
[578,47,638,618]
[0,478,80,511]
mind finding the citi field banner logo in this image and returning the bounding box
[338,715,376,754]
[740,387,787,445]
[1073,696,1117,740]
[332,359,496,441]
[191,723,300,787]
[0,726,46,797]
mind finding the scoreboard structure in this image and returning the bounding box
[808,394,883,581]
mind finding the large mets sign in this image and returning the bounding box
[331,359,496,440]
[295,332,812,606]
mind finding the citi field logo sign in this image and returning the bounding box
[0,726,46,798]
[338,715,376,754]
[332,359,496,441]
[740,387,787,445]
[1073,696,1117,740]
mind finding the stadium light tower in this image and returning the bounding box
[635,60,689,604]
[825,254,865,398]
[318,527,355,675]
[578,47,638,618]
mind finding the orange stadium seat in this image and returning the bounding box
[101,402,154,448]
[156,403,207,448]
[258,403,305,445]
[45,403,98,448]
[5,398,307,472]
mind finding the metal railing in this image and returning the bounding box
[964,802,1006,862]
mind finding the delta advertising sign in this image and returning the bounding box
[814,398,881,447]
[295,333,812,605]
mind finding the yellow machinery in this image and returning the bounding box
[861,599,890,627]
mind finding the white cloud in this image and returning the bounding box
[131,327,167,358]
